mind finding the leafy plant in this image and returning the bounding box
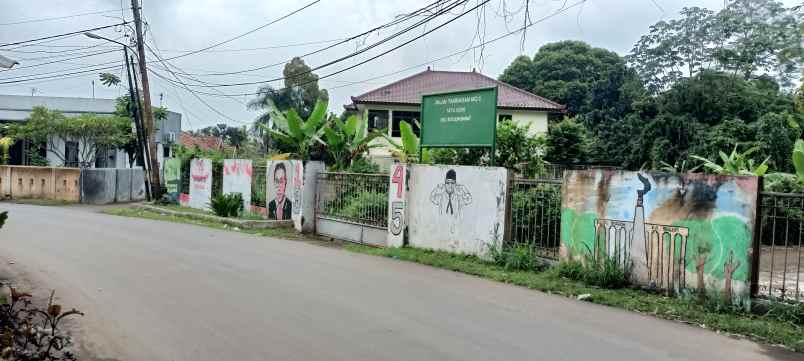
[488,244,546,272]
[258,99,327,160]
[559,251,631,289]
[557,260,584,280]
[691,145,769,176]
[793,139,804,183]
[0,288,83,360]
[323,115,384,170]
[98,72,120,87]
[659,159,701,173]
[0,137,12,165]
[383,120,430,163]
[0,211,7,229]
[210,193,243,218]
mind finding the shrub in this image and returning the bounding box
[339,191,387,221]
[0,211,6,229]
[489,244,547,272]
[0,288,83,360]
[210,193,243,218]
[557,260,584,280]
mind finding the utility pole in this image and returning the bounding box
[130,0,162,197]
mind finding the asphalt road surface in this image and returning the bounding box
[0,203,799,361]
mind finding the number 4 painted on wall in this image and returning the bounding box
[392,165,404,199]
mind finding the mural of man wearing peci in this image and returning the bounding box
[430,169,472,217]
[268,162,293,220]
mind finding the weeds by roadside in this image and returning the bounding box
[0,288,82,360]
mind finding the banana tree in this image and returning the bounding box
[691,145,769,176]
[258,99,327,160]
[792,139,804,182]
[323,115,384,171]
[383,120,430,164]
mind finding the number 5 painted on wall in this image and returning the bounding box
[387,164,407,247]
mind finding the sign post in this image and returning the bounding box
[419,87,498,165]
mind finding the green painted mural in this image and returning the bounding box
[560,170,759,304]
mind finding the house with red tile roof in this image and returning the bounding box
[346,68,564,167]
[179,132,223,152]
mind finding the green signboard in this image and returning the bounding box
[420,87,498,148]
[164,158,181,194]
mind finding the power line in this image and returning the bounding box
[0,64,121,84]
[192,0,585,98]
[0,49,121,71]
[157,0,322,62]
[0,22,127,48]
[0,9,122,26]
[157,0,457,77]
[153,38,347,53]
[163,0,470,88]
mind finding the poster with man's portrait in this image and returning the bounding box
[266,160,303,221]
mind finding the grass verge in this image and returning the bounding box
[103,206,300,240]
[99,206,804,352]
[343,244,804,353]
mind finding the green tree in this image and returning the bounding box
[545,117,588,164]
[755,112,802,172]
[323,115,384,170]
[259,99,328,160]
[629,1,803,93]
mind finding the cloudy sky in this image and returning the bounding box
[0,0,799,130]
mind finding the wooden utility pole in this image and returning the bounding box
[130,0,161,196]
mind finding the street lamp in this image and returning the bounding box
[0,54,19,69]
[84,32,153,200]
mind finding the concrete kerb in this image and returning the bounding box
[137,204,293,230]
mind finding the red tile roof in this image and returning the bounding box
[180,132,223,151]
[350,69,564,111]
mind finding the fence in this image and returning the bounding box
[315,172,388,229]
[509,178,562,259]
[756,191,804,301]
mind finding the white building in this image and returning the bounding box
[345,68,564,167]
[0,94,181,169]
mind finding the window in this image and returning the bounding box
[367,110,389,131]
[64,141,79,167]
[498,114,513,122]
[163,144,170,158]
[391,111,421,137]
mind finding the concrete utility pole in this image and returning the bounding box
[131,0,162,196]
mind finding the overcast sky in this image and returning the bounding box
[0,0,800,130]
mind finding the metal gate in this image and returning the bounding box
[755,191,804,301]
[509,178,562,260]
[314,172,389,246]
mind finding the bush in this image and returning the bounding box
[489,244,547,272]
[557,260,584,280]
[0,211,6,229]
[210,193,243,218]
[0,288,83,360]
[557,255,630,289]
[339,191,387,221]
[764,173,804,193]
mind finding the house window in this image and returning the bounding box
[163,144,170,158]
[64,141,79,167]
[498,114,513,122]
[391,111,421,137]
[367,110,388,131]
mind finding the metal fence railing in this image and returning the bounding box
[315,172,389,229]
[509,178,562,260]
[251,164,267,208]
[756,191,804,301]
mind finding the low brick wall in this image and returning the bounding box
[0,165,80,202]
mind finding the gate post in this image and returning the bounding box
[750,177,764,298]
[387,163,408,247]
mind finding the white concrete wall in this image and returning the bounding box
[501,110,548,135]
[222,159,252,210]
[407,164,509,258]
[188,158,212,211]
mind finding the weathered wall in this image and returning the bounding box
[300,161,324,233]
[222,159,252,211]
[115,169,132,203]
[387,163,408,247]
[189,159,212,211]
[80,168,116,204]
[407,165,509,257]
[131,168,146,201]
[265,160,302,222]
[0,166,80,202]
[561,169,759,304]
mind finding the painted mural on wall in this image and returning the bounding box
[164,158,181,196]
[222,159,252,211]
[266,160,303,222]
[188,158,212,211]
[560,169,759,304]
[387,163,408,247]
[407,165,508,257]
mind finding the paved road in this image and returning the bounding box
[0,203,798,361]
